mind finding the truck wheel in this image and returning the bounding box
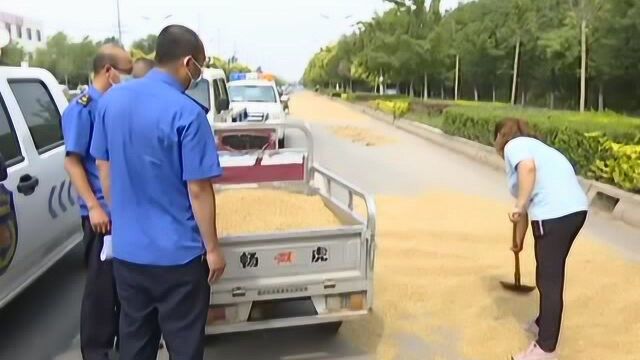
[318,321,343,334]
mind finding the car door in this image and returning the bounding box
[3,77,79,274]
[0,88,29,306]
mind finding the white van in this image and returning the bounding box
[186,68,246,126]
[0,66,83,309]
[227,79,287,147]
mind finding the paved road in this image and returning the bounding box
[0,92,637,360]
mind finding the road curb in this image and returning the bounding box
[328,96,640,229]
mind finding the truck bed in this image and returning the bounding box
[208,123,375,334]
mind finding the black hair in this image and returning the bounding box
[155,25,204,65]
[92,52,119,74]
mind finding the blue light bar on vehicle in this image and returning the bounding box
[229,73,247,81]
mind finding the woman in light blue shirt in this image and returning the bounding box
[494,118,589,360]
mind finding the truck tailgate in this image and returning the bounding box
[213,227,366,302]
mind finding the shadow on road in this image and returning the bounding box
[482,274,538,324]
[0,245,86,360]
[204,323,373,360]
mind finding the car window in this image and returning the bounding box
[8,80,63,154]
[228,85,277,103]
[211,79,221,113]
[217,79,229,102]
[0,95,23,166]
[185,79,210,113]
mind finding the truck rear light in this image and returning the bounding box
[326,295,342,311]
[207,305,238,325]
[325,292,366,312]
[349,293,365,311]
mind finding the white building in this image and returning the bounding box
[0,11,44,54]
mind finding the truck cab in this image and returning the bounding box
[0,66,83,309]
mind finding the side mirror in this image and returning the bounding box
[0,153,7,182]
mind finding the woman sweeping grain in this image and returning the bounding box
[494,118,589,360]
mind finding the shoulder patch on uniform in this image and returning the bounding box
[77,94,92,107]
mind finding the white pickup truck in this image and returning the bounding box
[0,67,377,337]
[0,66,83,309]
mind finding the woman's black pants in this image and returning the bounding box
[532,211,588,352]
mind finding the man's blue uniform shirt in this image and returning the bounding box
[90,69,222,266]
[61,86,108,216]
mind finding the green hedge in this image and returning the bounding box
[350,92,410,102]
[374,100,411,118]
[442,106,640,193]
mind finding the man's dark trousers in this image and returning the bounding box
[113,255,210,360]
[80,217,119,360]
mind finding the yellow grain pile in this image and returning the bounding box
[216,189,343,236]
[341,191,640,360]
[289,91,371,124]
[331,126,394,147]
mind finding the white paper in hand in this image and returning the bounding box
[100,235,113,261]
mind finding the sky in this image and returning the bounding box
[2,0,459,80]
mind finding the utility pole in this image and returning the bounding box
[454,54,460,101]
[116,0,123,44]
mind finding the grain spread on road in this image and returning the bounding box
[331,126,394,146]
[341,191,640,360]
[289,91,371,124]
[216,189,343,236]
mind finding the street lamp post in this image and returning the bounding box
[116,0,123,44]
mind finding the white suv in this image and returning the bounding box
[227,79,287,147]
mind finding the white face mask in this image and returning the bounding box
[184,56,203,91]
[108,69,132,87]
[119,74,133,83]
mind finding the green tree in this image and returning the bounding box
[131,34,157,54]
[32,32,97,87]
[569,0,606,112]
[0,43,26,66]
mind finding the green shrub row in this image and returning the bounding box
[442,106,640,193]
[373,100,411,118]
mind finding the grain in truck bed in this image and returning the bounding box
[216,189,345,236]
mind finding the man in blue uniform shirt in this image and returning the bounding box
[62,44,132,360]
[90,25,225,360]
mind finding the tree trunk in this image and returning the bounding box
[441,84,444,99]
[492,84,496,102]
[511,37,520,105]
[350,79,353,93]
[550,92,555,109]
[454,54,460,101]
[580,19,587,112]
[598,83,604,112]
[474,86,479,101]
[423,72,429,101]
[521,90,526,106]
[409,80,414,98]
